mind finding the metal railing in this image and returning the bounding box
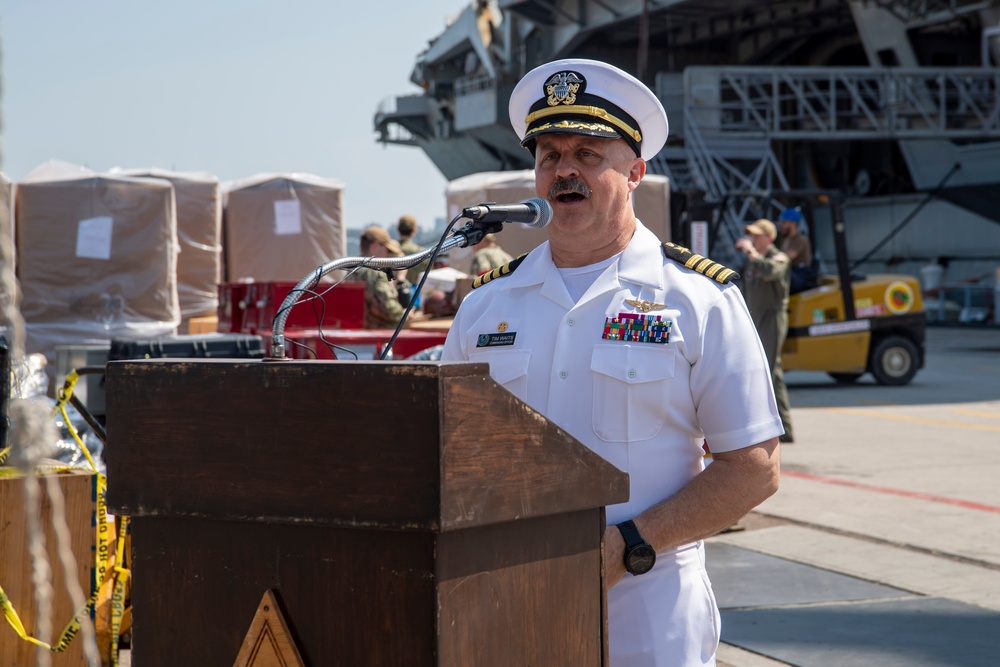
[872,0,995,24]
[455,73,497,96]
[685,66,1000,140]
[651,65,1000,255]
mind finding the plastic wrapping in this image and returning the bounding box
[445,170,671,274]
[223,173,346,283]
[112,168,222,322]
[8,352,104,472]
[15,161,180,377]
[0,172,14,336]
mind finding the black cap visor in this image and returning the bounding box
[521,114,640,157]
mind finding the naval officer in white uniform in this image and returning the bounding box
[441,58,782,666]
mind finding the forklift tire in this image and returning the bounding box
[828,372,863,384]
[870,335,919,386]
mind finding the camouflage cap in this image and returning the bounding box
[361,226,403,257]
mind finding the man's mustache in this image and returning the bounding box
[549,178,592,200]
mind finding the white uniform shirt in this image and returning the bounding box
[441,221,782,666]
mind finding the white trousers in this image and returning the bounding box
[608,542,720,667]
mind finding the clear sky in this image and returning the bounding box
[1,0,466,231]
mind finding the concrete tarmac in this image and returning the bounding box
[709,325,1000,667]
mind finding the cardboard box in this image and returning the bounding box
[15,162,180,371]
[224,173,346,284]
[114,169,222,323]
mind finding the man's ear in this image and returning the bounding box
[627,158,646,192]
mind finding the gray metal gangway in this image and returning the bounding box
[650,65,1000,258]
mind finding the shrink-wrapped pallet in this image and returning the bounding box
[15,161,180,367]
[445,170,671,274]
[112,168,222,323]
[224,173,346,283]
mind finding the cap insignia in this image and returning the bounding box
[545,71,585,107]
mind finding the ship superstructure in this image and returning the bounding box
[375,0,1000,285]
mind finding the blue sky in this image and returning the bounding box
[1,0,466,231]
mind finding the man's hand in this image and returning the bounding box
[603,523,627,590]
[735,237,755,256]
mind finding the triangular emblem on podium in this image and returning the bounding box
[233,590,306,667]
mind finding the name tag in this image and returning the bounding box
[477,332,517,347]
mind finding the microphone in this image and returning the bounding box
[462,198,553,229]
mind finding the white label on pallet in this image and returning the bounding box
[274,199,302,236]
[76,216,113,260]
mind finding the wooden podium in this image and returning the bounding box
[105,360,629,666]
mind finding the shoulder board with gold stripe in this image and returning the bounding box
[472,253,528,289]
[661,242,739,284]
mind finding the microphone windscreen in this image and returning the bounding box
[525,197,553,229]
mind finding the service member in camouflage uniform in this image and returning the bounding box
[397,215,429,285]
[736,218,794,442]
[358,226,409,329]
[469,234,514,276]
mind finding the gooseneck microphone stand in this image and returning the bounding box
[266,217,503,360]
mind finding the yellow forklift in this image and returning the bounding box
[717,191,926,385]
[784,192,924,385]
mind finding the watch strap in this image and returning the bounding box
[616,519,644,549]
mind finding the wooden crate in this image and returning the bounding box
[184,314,219,335]
[0,472,98,666]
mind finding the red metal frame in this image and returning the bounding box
[218,281,366,334]
[258,329,447,360]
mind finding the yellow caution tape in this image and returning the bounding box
[95,473,110,594]
[51,587,102,652]
[110,517,131,667]
[0,370,131,660]
[0,464,93,478]
[52,369,79,415]
[58,404,98,473]
[52,369,98,473]
[0,582,101,653]
[0,584,54,650]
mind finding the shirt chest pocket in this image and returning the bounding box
[591,344,675,442]
[470,348,531,402]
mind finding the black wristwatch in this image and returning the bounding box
[616,520,656,576]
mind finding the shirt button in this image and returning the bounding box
[567,318,575,326]
[559,370,568,379]
[628,368,637,378]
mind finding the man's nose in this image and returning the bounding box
[554,156,580,179]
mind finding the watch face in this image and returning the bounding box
[626,544,656,575]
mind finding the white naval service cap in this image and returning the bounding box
[508,58,669,161]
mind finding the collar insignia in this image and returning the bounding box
[545,71,585,106]
[625,298,667,313]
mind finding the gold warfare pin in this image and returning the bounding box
[625,298,666,313]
